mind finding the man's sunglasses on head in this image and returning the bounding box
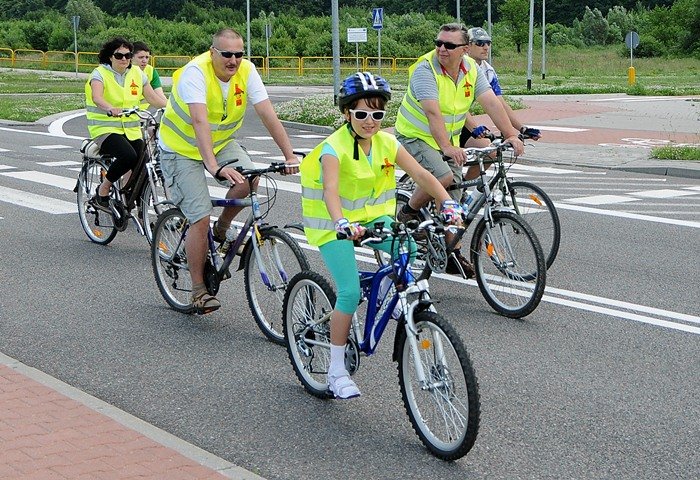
[434,40,467,50]
[212,46,245,59]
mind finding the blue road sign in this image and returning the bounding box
[372,8,383,30]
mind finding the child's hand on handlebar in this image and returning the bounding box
[335,218,366,240]
[440,200,464,226]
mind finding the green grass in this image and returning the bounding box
[0,93,84,122]
[651,146,700,161]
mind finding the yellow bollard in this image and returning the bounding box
[628,66,636,85]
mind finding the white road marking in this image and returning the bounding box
[0,185,75,214]
[588,96,700,103]
[1,171,76,190]
[528,125,589,132]
[245,150,269,155]
[553,201,700,228]
[48,110,85,136]
[246,136,272,140]
[627,189,699,199]
[30,145,73,150]
[507,164,583,174]
[0,165,16,170]
[0,125,82,140]
[38,161,82,167]
[292,134,326,138]
[0,148,11,153]
[564,194,641,205]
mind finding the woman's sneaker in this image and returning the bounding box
[89,193,111,213]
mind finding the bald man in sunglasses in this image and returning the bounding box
[395,22,523,278]
[159,28,299,313]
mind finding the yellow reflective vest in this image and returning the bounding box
[139,64,154,109]
[300,126,399,247]
[394,51,478,150]
[84,65,143,141]
[159,52,251,160]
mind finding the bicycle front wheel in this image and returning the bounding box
[76,158,117,245]
[282,271,335,399]
[141,176,169,245]
[244,227,310,344]
[397,311,480,460]
[151,208,193,313]
[470,211,546,318]
[504,180,560,269]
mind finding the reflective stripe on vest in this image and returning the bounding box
[300,127,399,246]
[394,51,478,150]
[85,65,143,140]
[159,52,251,160]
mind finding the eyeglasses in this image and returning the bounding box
[434,40,467,50]
[112,52,132,60]
[212,46,244,59]
[472,40,491,47]
[349,109,386,121]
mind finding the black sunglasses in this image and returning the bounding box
[212,46,244,59]
[473,40,492,47]
[112,52,132,60]
[434,40,467,50]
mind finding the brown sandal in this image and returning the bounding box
[191,291,221,315]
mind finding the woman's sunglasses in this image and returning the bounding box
[434,40,467,50]
[112,52,133,60]
[212,46,245,59]
[349,109,386,121]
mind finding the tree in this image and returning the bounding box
[499,0,529,53]
[0,0,46,20]
[65,0,105,30]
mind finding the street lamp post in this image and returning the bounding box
[246,0,251,59]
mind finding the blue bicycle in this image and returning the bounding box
[282,221,480,460]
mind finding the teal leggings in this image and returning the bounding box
[318,215,415,314]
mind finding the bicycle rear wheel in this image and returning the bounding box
[504,180,560,269]
[151,208,193,313]
[76,158,118,245]
[141,176,168,245]
[397,311,480,460]
[470,211,546,318]
[282,271,335,399]
[244,227,310,344]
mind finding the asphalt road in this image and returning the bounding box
[1,105,699,479]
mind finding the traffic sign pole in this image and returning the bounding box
[372,7,383,75]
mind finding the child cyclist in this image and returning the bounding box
[300,72,463,399]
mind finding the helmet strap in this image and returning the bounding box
[346,122,366,160]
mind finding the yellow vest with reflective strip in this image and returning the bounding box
[300,126,399,247]
[84,65,143,141]
[139,64,154,109]
[394,51,478,150]
[159,52,251,160]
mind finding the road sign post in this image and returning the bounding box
[625,31,640,85]
[72,15,79,77]
[347,28,368,71]
[372,7,383,75]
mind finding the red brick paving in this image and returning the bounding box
[0,365,229,480]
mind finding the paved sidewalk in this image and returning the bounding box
[0,353,264,480]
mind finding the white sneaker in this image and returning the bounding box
[328,371,361,399]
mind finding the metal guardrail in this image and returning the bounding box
[0,48,419,76]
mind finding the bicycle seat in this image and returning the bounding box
[80,139,100,158]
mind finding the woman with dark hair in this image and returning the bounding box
[85,37,167,211]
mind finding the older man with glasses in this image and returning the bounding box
[395,23,523,278]
[158,28,299,313]
[460,27,541,181]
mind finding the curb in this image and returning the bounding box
[0,351,266,480]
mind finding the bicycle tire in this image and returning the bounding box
[140,176,168,245]
[244,227,310,345]
[470,210,546,318]
[282,271,335,399]
[76,158,118,245]
[151,207,193,313]
[396,311,480,460]
[504,180,561,270]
